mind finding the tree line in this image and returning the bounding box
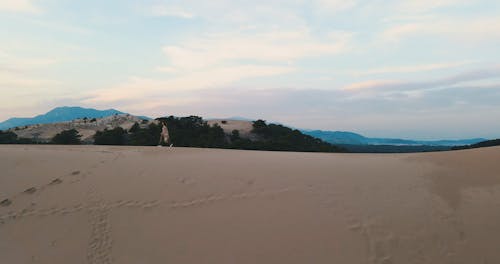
[451,139,500,150]
[0,116,346,153]
[0,130,34,144]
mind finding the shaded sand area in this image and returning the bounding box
[1,145,500,264]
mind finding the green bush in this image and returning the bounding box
[128,123,161,146]
[129,122,140,133]
[94,127,127,145]
[0,131,19,144]
[156,116,227,148]
[230,130,240,141]
[244,120,346,152]
[51,129,82,145]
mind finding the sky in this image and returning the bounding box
[1,0,500,139]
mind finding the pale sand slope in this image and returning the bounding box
[207,119,255,138]
[1,146,500,264]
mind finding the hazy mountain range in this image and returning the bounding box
[302,130,486,147]
[0,107,488,147]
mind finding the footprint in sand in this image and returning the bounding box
[140,200,160,209]
[348,222,362,231]
[71,170,80,175]
[49,178,63,185]
[23,187,37,194]
[0,199,12,207]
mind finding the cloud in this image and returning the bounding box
[0,51,58,78]
[0,56,58,73]
[381,23,421,42]
[144,0,359,32]
[0,0,40,14]
[0,72,59,87]
[0,52,59,89]
[395,0,473,13]
[80,6,354,117]
[381,16,500,43]
[28,19,94,35]
[161,30,352,71]
[0,50,64,118]
[151,5,195,19]
[343,80,402,91]
[314,0,358,13]
[348,61,472,76]
[83,64,294,104]
[343,65,500,91]
[155,66,178,74]
[143,0,316,29]
[86,28,353,107]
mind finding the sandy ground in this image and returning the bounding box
[1,145,500,264]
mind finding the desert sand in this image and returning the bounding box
[1,145,500,264]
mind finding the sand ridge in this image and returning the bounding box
[1,145,500,263]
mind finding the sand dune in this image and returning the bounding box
[10,114,150,143]
[207,119,255,138]
[1,145,500,264]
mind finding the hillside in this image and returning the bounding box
[2,108,487,151]
[208,119,255,137]
[1,115,345,153]
[0,107,124,130]
[158,117,345,152]
[7,114,151,143]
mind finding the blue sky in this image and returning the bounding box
[1,0,500,139]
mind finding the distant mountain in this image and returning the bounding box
[0,107,124,130]
[301,131,369,144]
[302,130,487,147]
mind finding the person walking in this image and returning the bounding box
[158,121,172,147]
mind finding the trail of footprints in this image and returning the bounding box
[0,169,85,210]
[307,182,472,264]
[0,163,484,264]
[304,184,396,264]
[0,153,117,210]
[1,187,294,225]
[0,171,293,264]
[86,185,113,264]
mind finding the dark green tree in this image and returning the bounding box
[452,139,500,150]
[156,116,227,148]
[230,129,240,141]
[129,122,140,133]
[94,127,127,145]
[0,131,18,144]
[246,120,346,152]
[51,129,82,145]
[128,123,161,146]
